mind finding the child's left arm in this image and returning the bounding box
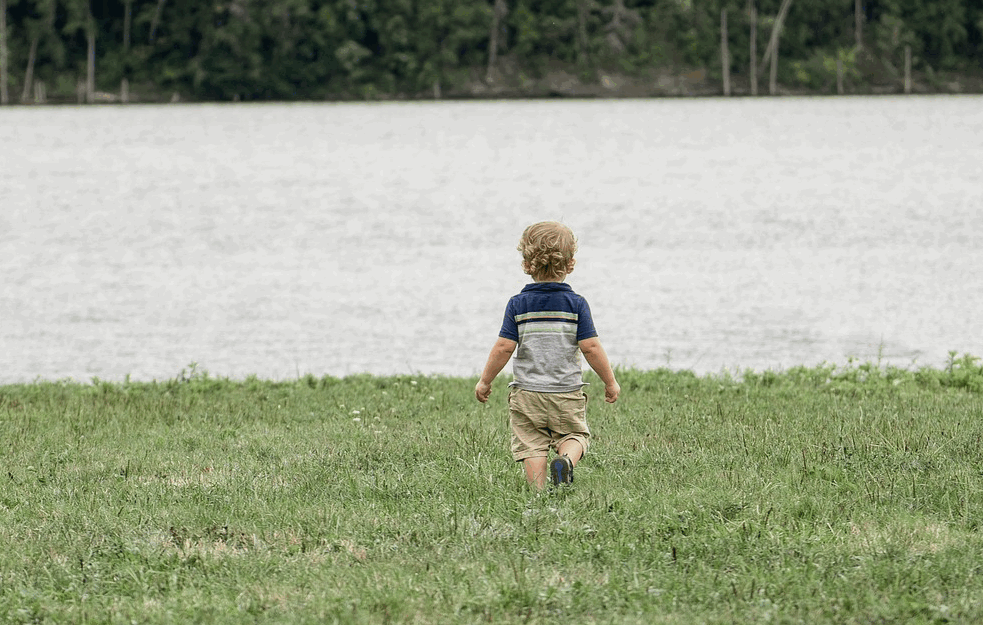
[475,337,517,402]
[579,337,620,403]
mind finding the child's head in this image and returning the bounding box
[517,221,578,282]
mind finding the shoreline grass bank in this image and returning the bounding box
[1,357,982,623]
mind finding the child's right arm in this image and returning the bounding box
[475,337,517,403]
[579,337,620,403]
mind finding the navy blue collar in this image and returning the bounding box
[521,282,572,293]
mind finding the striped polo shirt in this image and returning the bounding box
[499,282,598,392]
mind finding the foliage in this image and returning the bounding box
[1,0,982,101]
[790,47,860,91]
[739,352,983,395]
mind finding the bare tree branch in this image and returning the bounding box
[760,0,792,70]
[576,0,600,64]
[21,36,38,102]
[149,0,167,44]
[486,0,508,81]
[601,0,641,53]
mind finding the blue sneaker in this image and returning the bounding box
[550,455,574,486]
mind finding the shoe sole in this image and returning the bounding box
[550,456,573,486]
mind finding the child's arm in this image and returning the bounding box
[579,337,620,403]
[475,337,517,403]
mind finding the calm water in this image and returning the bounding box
[2,97,982,383]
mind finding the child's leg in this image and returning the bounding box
[557,438,584,465]
[522,457,548,490]
[510,389,553,490]
[550,392,590,467]
[551,435,588,486]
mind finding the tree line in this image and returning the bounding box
[1,0,981,104]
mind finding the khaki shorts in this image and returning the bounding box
[508,388,590,462]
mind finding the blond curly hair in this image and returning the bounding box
[517,221,578,282]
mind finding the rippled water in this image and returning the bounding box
[2,97,982,383]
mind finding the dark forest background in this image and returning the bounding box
[0,0,981,103]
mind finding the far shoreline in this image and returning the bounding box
[2,353,980,389]
[4,64,981,107]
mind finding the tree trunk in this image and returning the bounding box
[149,0,167,44]
[0,0,8,105]
[904,45,912,94]
[486,0,507,81]
[749,3,757,95]
[87,28,96,103]
[123,0,132,102]
[21,36,38,102]
[760,0,792,71]
[769,39,778,94]
[576,0,591,66]
[721,9,730,96]
[486,11,499,81]
[855,0,863,50]
[124,0,132,51]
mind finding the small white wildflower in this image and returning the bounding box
[410,380,418,386]
[352,410,361,415]
[352,418,361,423]
[428,396,435,401]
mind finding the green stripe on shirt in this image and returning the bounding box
[515,311,579,323]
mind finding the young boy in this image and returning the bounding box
[475,221,620,490]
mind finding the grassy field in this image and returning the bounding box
[1,356,983,624]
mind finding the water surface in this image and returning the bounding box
[2,97,982,382]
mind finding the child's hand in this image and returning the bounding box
[604,382,621,403]
[475,380,492,403]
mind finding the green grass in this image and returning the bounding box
[1,355,983,624]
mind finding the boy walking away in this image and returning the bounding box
[475,222,620,490]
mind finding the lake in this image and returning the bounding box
[2,96,982,384]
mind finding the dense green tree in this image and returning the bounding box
[0,0,981,103]
[508,0,580,65]
[258,0,336,98]
[0,0,8,105]
[410,0,490,95]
